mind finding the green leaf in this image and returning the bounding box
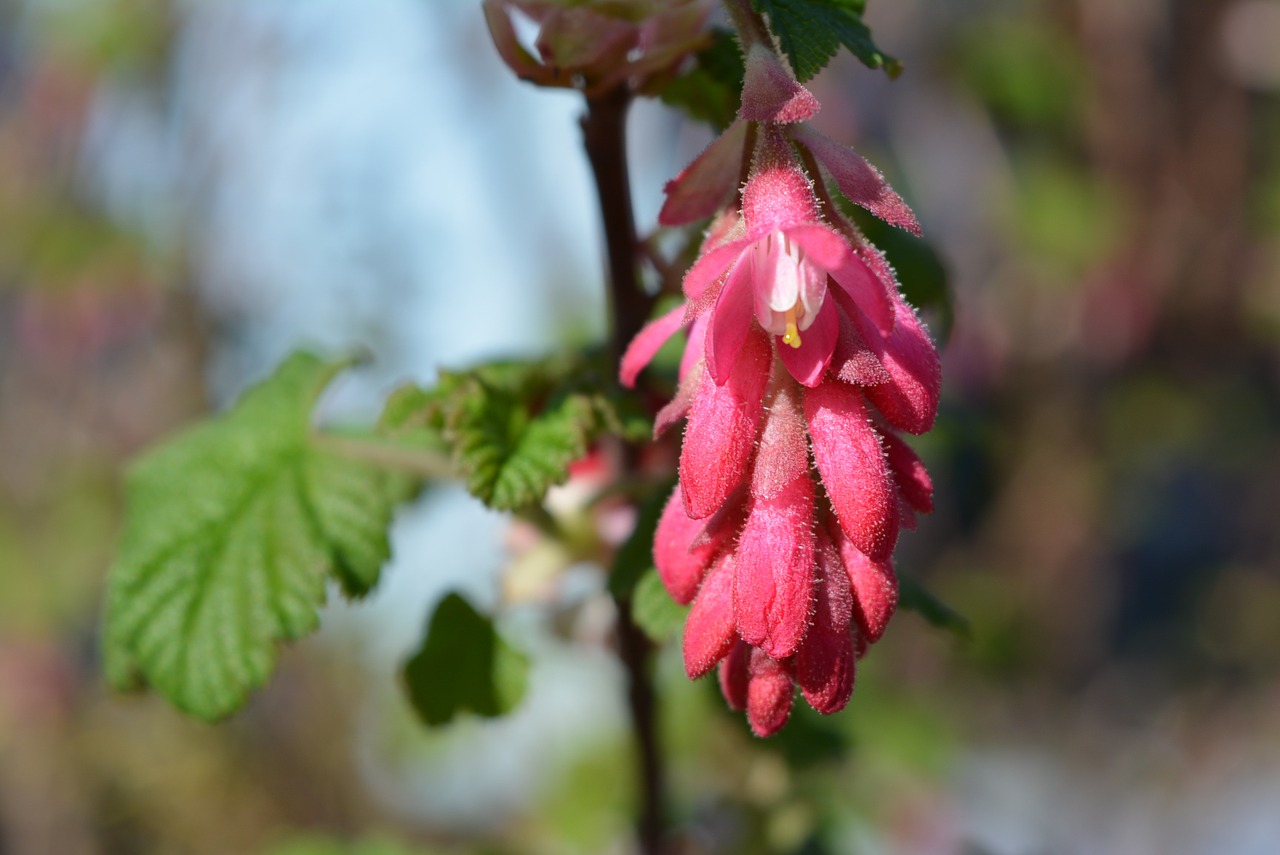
[751,0,901,81]
[453,378,599,511]
[659,27,746,130]
[594,383,654,445]
[631,569,689,643]
[389,353,648,512]
[898,576,970,640]
[377,383,451,443]
[104,352,414,720]
[401,592,529,726]
[951,18,1085,133]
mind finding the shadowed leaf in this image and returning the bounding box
[401,592,529,726]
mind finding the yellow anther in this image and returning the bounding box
[782,306,802,349]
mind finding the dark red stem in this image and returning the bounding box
[581,86,665,855]
[581,87,652,358]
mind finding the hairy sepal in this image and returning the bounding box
[804,380,899,561]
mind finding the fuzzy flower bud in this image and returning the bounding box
[483,0,712,97]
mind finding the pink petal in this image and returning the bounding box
[705,207,745,251]
[778,296,839,387]
[718,640,752,711]
[679,312,708,382]
[620,303,685,387]
[813,526,854,634]
[619,3,715,92]
[791,124,922,236]
[804,379,899,561]
[746,649,795,737]
[690,483,748,552]
[830,252,894,335]
[682,235,752,303]
[738,45,820,124]
[733,474,817,660]
[660,119,749,226]
[637,2,713,57]
[787,223,852,273]
[683,553,737,679]
[748,385,809,500]
[828,518,898,642]
[535,7,635,72]
[860,292,942,435]
[679,325,771,519]
[705,252,760,385]
[654,485,718,604]
[898,499,918,531]
[654,364,698,438]
[882,430,934,514]
[832,301,891,386]
[796,542,856,715]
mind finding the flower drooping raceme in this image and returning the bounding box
[621,49,941,736]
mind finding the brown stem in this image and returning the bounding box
[580,86,666,855]
[614,595,663,855]
[581,87,652,360]
[722,0,774,54]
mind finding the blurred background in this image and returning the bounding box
[1,0,1279,853]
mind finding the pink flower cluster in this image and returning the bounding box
[621,47,941,736]
[483,0,712,97]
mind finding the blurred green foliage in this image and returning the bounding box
[262,835,440,855]
[950,17,1085,135]
[401,593,529,726]
[2,0,1279,853]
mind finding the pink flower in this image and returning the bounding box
[681,128,897,392]
[625,301,937,737]
[483,0,713,97]
[620,44,941,737]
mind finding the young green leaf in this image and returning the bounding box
[631,569,690,643]
[104,352,415,721]
[401,592,529,726]
[751,0,902,81]
[452,378,598,511]
[388,353,649,512]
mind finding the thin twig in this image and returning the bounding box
[581,87,653,360]
[580,86,667,855]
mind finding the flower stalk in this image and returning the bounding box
[582,88,666,855]
[581,87,654,361]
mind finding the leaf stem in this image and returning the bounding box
[310,433,453,479]
[581,87,667,855]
